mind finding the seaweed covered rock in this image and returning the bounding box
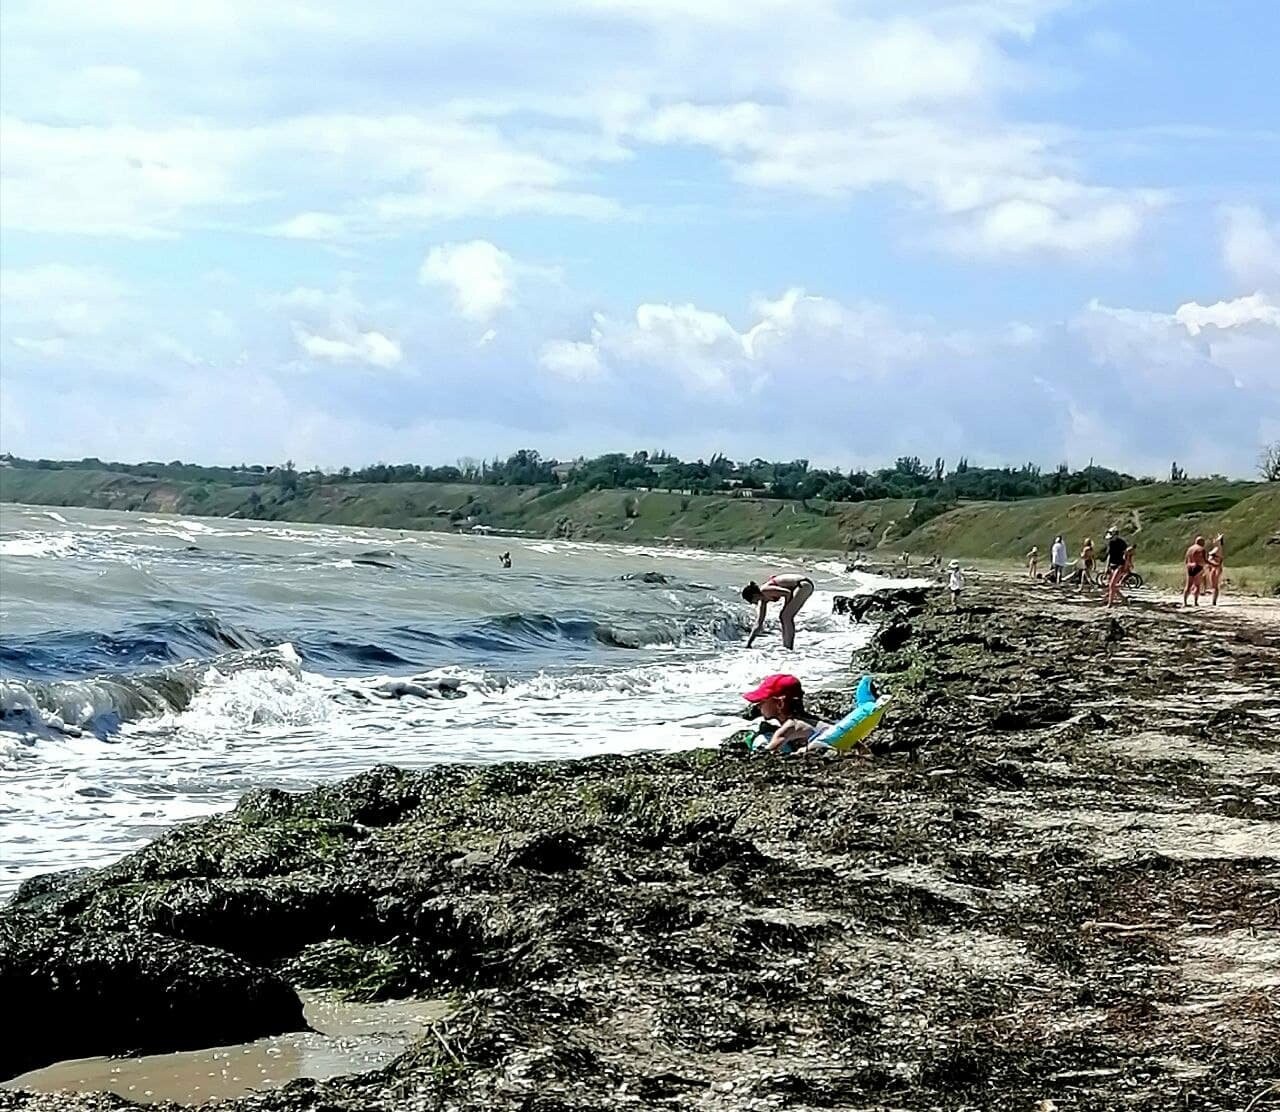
[0,920,304,1080]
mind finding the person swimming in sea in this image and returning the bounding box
[742,572,815,650]
[499,551,512,568]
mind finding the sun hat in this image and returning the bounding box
[742,674,802,703]
[948,559,960,569]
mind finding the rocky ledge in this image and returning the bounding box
[2,578,1278,1111]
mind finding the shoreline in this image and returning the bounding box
[3,575,1279,1109]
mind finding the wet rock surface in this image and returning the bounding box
[3,579,1279,1110]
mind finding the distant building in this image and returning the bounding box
[470,524,494,535]
[551,463,579,483]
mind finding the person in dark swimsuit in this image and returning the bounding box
[1104,529,1129,607]
[742,572,815,650]
[1183,535,1208,607]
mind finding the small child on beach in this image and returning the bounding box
[947,559,965,607]
[742,673,826,755]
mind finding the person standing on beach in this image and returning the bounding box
[1104,528,1128,605]
[1026,546,1039,579]
[743,573,815,650]
[1183,535,1208,607]
[1206,534,1226,606]
[1107,541,1136,608]
[947,559,965,608]
[1078,537,1095,591]
[1050,535,1068,583]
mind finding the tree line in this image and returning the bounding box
[4,448,1264,510]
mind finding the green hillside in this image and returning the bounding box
[904,482,1280,565]
[2,466,1276,570]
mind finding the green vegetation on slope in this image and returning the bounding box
[904,481,1280,566]
[2,466,1276,568]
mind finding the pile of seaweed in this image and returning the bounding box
[3,579,1277,1111]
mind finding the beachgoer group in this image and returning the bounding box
[1019,526,1227,608]
[1185,533,1226,606]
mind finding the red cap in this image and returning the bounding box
[742,674,802,703]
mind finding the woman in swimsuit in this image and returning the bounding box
[1078,537,1095,592]
[1206,534,1225,606]
[1026,546,1039,579]
[742,572,815,650]
[1183,535,1208,607]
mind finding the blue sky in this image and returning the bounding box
[1,0,1277,476]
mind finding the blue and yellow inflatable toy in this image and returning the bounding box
[807,675,891,752]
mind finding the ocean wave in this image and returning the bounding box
[0,532,82,559]
[0,644,302,740]
[0,614,266,679]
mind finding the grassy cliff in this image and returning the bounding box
[2,466,1276,571]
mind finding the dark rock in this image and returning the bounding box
[833,585,933,622]
[619,571,671,584]
[0,923,304,1080]
[685,834,766,874]
[503,831,587,873]
[10,867,93,910]
[1104,617,1128,643]
[990,694,1071,730]
[875,615,914,652]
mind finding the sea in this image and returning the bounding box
[0,503,889,897]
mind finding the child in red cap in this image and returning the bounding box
[743,674,824,754]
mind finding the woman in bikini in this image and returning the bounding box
[1078,537,1095,592]
[742,572,815,650]
[1206,534,1225,606]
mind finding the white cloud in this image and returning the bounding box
[539,339,603,380]
[268,211,350,240]
[294,326,403,368]
[1221,206,1280,290]
[420,241,516,321]
[272,282,404,369]
[11,336,67,357]
[0,263,131,336]
[1174,292,1280,335]
[0,1,1170,256]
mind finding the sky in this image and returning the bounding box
[1,0,1277,477]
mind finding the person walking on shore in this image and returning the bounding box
[1183,535,1208,607]
[1078,537,1095,591]
[1206,534,1225,605]
[1107,541,1135,608]
[743,573,815,650]
[1104,528,1128,606]
[1026,545,1039,579]
[1050,535,1068,583]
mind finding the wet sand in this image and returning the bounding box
[3,994,450,1105]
